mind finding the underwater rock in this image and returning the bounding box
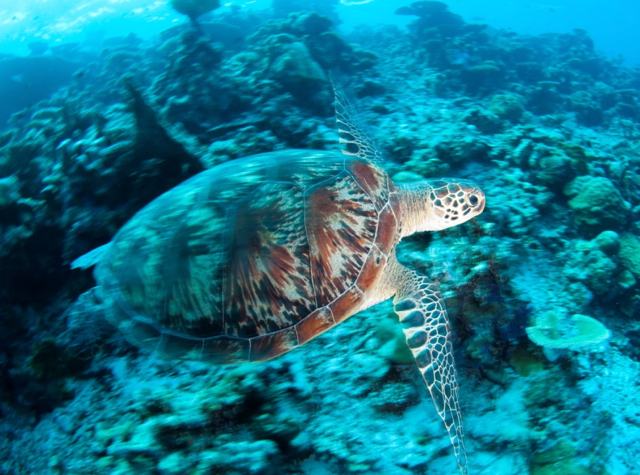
[564,176,630,235]
[530,440,592,475]
[354,79,386,98]
[90,83,202,209]
[593,230,620,256]
[461,108,503,134]
[618,232,640,278]
[271,42,328,95]
[0,175,20,207]
[170,0,219,24]
[460,62,503,95]
[195,441,280,473]
[565,241,618,296]
[570,90,604,127]
[529,144,575,189]
[251,12,377,75]
[617,269,637,290]
[527,83,561,115]
[488,94,525,123]
[369,380,419,414]
[396,1,465,40]
[557,141,596,175]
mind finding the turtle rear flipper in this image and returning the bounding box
[71,243,112,270]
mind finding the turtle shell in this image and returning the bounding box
[95,150,400,364]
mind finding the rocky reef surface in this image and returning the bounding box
[0,1,639,474]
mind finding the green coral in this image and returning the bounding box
[530,440,592,475]
[375,313,414,364]
[526,312,610,350]
[509,343,544,377]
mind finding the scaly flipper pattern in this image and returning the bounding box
[331,77,384,163]
[393,266,468,475]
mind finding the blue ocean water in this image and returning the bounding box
[0,1,639,474]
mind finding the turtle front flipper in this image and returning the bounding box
[393,269,468,475]
[331,77,383,163]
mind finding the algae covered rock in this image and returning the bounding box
[271,42,327,94]
[564,176,630,234]
[461,107,503,134]
[563,240,617,295]
[619,232,640,278]
[570,90,604,127]
[529,144,574,188]
[0,175,20,207]
[530,440,592,475]
[592,230,620,256]
[396,1,465,39]
[488,93,525,123]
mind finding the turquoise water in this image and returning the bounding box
[0,1,639,474]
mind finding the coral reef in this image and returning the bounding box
[526,312,611,351]
[0,1,639,474]
[170,0,220,24]
[564,176,630,235]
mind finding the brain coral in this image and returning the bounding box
[564,176,630,235]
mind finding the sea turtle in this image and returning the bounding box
[70,90,484,475]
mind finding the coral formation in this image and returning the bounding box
[0,1,639,474]
[565,176,630,235]
[170,0,220,23]
[619,232,640,278]
[526,312,611,350]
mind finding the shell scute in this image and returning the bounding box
[329,287,366,324]
[375,204,399,255]
[305,171,378,307]
[355,245,388,292]
[249,327,300,362]
[295,307,335,345]
[347,159,389,210]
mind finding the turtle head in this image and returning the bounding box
[422,179,485,231]
[401,179,485,235]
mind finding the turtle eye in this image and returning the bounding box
[468,194,479,206]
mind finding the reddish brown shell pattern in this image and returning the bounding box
[95,150,400,364]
